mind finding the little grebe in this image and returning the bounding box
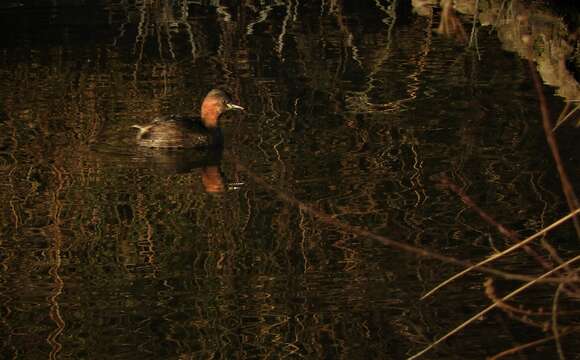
[132,89,244,148]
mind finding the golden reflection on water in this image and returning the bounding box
[0,1,578,359]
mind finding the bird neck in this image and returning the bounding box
[201,100,221,128]
[203,118,218,128]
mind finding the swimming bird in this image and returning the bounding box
[132,89,244,148]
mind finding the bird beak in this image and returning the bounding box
[226,103,244,111]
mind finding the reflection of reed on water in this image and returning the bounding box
[0,1,578,359]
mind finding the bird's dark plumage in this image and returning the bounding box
[131,89,243,148]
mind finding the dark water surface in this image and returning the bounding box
[0,1,578,359]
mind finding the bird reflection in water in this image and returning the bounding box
[133,146,238,194]
[201,166,225,193]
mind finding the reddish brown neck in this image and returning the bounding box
[201,99,221,128]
